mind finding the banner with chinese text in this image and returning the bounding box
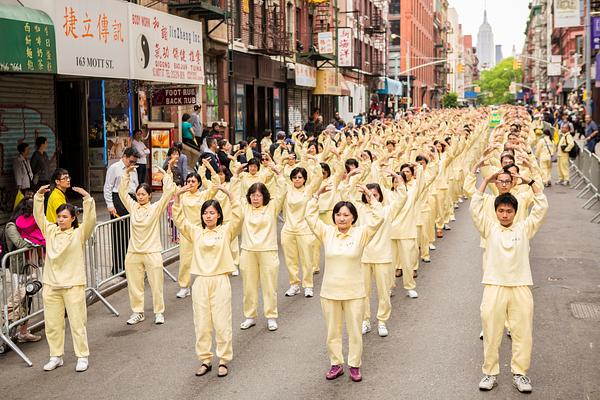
[129,3,204,85]
[337,28,353,67]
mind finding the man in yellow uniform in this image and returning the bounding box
[470,172,548,393]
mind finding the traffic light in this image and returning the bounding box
[457,63,464,73]
[513,57,522,70]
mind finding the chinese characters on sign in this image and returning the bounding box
[295,64,317,88]
[317,32,334,55]
[0,14,57,73]
[129,2,205,84]
[337,28,353,67]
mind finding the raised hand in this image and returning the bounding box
[36,184,51,196]
[71,186,90,198]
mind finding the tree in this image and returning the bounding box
[442,92,458,108]
[475,57,523,105]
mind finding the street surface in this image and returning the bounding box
[1,184,599,400]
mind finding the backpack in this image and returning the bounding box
[569,141,580,159]
[0,225,11,269]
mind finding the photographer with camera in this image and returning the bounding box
[33,184,96,372]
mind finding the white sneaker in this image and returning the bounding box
[231,267,240,276]
[285,284,301,297]
[453,204,459,209]
[267,318,278,331]
[513,374,532,393]
[407,290,419,298]
[458,197,464,203]
[43,356,63,371]
[240,318,256,330]
[176,287,191,298]
[377,323,388,337]
[450,215,457,221]
[479,330,484,340]
[361,320,372,335]
[443,224,452,231]
[75,357,88,372]
[389,289,395,297]
[479,375,497,391]
[154,313,165,325]
[304,287,314,297]
[126,312,145,325]
[429,244,437,251]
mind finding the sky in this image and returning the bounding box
[448,0,531,56]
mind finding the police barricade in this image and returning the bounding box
[0,245,45,366]
[575,149,593,195]
[85,203,179,317]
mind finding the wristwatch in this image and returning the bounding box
[528,179,535,186]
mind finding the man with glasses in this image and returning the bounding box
[103,147,140,275]
[46,168,71,223]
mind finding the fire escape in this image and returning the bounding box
[252,2,293,57]
[364,0,386,76]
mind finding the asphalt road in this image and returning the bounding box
[1,183,599,400]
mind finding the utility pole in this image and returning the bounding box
[407,40,411,109]
[573,52,579,103]
[585,0,592,114]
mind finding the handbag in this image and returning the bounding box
[543,138,557,163]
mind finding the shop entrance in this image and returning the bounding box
[56,80,88,189]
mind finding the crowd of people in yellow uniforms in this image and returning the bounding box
[31,105,554,393]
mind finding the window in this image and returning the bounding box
[249,0,255,45]
[389,0,400,15]
[234,0,242,39]
[575,35,583,56]
[205,57,219,124]
[391,20,400,46]
[235,84,245,134]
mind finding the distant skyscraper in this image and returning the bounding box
[495,45,503,64]
[477,7,495,69]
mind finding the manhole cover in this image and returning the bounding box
[570,303,600,321]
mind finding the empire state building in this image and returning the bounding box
[477,9,495,70]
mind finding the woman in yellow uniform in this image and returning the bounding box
[282,161,323,298]
[214,165,241,276]
[172,182,242,378]
[33,184,96,372]
[534,128,555,187]
[175,160,219,298]
[119,162,177,326]
[235,162,286,331]
[305,183,383,383]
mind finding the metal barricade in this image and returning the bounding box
[574,149,591,190]
[85,204,180,316]
[583,154,600,220]
[0,246,45,366]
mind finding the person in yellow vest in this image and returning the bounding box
[45,168,70,223]
[282,159,323,298]
[172,182,242,378]
[470,172,548,393]
[306,183,383,382]
[119,160,177,326]
[234,161,286,331]
[175,160,219,298]
[33,184,96,372]
[556,124,574,185]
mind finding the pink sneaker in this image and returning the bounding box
[349,367,362,382]
[325,364,344,380]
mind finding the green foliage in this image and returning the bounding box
[442,92,459,108]
[475,57,523,105]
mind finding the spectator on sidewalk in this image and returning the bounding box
[584,114,599,154]
[182,113,199,150]
[14,142,34,192]
[132,129,150,184]
[30,136,52,188]
[163,146,183,186]
[332,112,345,130]
[174,141,189,183]
[557,124,575,185]
[46,168,70,223]
[103,147,139,275]
[191,105,203,148]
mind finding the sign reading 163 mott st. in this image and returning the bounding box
[129,3,204,84]
[0,5,57,73]
[52,0,130,78]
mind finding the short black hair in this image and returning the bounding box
[52,168,69,184]
[362,183,383,203]
[200,199,223,228]
[290,167,307,183]
[17,142,29,154]
[415,154,428,164]
[332,201,358,224]
[136,183,152,195]
[246,182,271,206]
[167,146,180,157]
[35,136,47,148]
[182,113,191,121]
[123,147,140,159]
[344,158,359,173]
[494,193,518,212]
[362,149,373,162]
[206,137,217,148]
[400,163,414,175]
[194,104,201,111]
[185,172,202,186]
[217,165,232,182]
[174,141,183,150]
[247,157,261,170]
[320,162,331,179]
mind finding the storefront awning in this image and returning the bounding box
[375,77,403,96]
[0,4,57,74]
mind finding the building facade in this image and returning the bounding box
[477,9,495,70]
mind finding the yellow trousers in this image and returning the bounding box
[178,236,193,288]
[480,285,533,376]
[557,155,570,181]
[320,297,364,367]
[539,159,552,184]
[240,250,279,319]
[392,239,417,290]
[417,225,429,260]
[435,189,449,229]
[192,274,232,365]
[362,263,393,322]
[282,232,316,288]
[125,252,165,314]
[231,236,240,267]
[43,285,89,358]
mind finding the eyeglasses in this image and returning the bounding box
[496,179,512,185]
[60,176,71,181]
